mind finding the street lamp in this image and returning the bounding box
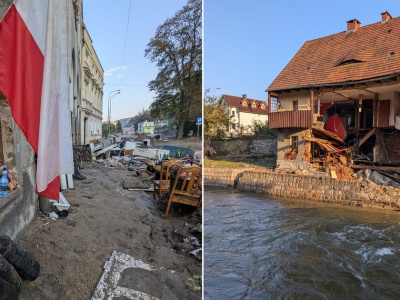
[108,89,120,137]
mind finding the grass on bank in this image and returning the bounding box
[203,159,258,168]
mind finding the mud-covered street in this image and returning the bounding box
[16,157,202,299]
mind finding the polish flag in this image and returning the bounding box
[0,0,74,201]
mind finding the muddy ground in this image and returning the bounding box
[16,139,202,299]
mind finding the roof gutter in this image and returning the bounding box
[266,73,400,93]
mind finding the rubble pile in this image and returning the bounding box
[280,126,400,187]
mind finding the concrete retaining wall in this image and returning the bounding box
[204,168,254,188]
[238,170,400,210]
[205,167,400,210]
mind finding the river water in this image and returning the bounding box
[204,190,400,299]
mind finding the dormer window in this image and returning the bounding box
[242,101,247,107]
[251,102,256,108]
[260,103,266,110]
[336,59,363,66]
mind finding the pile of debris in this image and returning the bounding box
[280,126,400,188]
[356,169,400,187]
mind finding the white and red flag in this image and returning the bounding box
[0,0,73,201]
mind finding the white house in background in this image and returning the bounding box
[221,94,269,135]
[137,120,155,134]
[123,122,135,135]
[154,119,169,128]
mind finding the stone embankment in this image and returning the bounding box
[204,168,400,210]
[210,137,276,167]
[204,167,253,188]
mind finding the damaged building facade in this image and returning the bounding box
[267,11,400,181]
[0,0,83,239]
[81,23,104,145]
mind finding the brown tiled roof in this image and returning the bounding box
[268,15,400,92]
[223,94,269,115]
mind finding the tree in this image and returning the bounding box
[204,89,229,156]
[129,108,154,130]
[204,91,229,139]
[116,121,122,133]
[252,120,276,137]
[102,123,115,136]
[145,0,201,140]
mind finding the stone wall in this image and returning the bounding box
[0,0,13,20]
[0,96,37,240]
[204,168,254,188]
[276,160,312,171]
[247,138,277,154]
[210,137,277,167]
[238,170,400,210]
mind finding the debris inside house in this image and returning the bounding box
[279,121,400,186]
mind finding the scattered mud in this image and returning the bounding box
[16,152,202,299]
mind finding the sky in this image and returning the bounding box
[204,0,400,102]
[83,0,187,121]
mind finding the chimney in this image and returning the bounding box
[242,94,247,100]
[347,19,361,31]
[381,11,392,23]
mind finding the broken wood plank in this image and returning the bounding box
[354,128,377,148]
[311,127,346,145]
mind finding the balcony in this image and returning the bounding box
[268,110,312,129]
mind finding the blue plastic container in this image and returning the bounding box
[0,167,9,196]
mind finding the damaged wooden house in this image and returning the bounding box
[267,11,400,180]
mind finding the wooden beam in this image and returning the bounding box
[352,165,400,172]
[311,89,314,120]
[332,91,353,100]
[354,128,376,148]
[267,93,271,113]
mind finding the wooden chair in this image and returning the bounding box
[165,166,202,217]
[153,159,184,201]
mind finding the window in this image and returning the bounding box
[231,110,235,117]
[292,100,298,111]
[251,102,256,108]
[313,99,319,114]
[270,96,278,112]
[260,103,266,110]
[242,101,247,107]
[291,136,299,152]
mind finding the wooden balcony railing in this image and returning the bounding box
[268,110,312,129]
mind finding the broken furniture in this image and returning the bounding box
[153,159,184,201]
[165,166,202,217]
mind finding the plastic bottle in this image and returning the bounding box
[0,167,8,196]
